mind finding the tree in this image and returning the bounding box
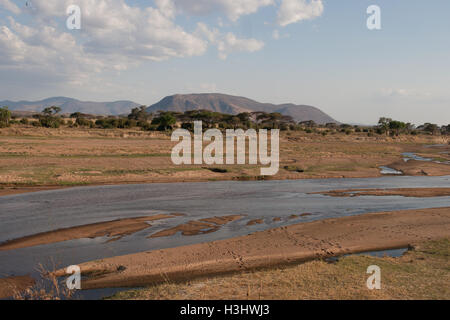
[441,124,450,135]
[43,106,62,116]
[39,106,62,128]
[378,117,392,136]
[0,107,11,127]
[422,123,439,135]
[388,120,406,136]
[151,112,176,131]
[128,106,149,122]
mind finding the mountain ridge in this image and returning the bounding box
[147,93,339,124]
[0,97,140,115]
[1,94,339,124]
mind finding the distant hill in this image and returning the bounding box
[147,94,338,124]
[0,97,140,115]
[1,94,339,124]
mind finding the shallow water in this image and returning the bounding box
[325,247,409,263]
[0,176,449,282]
[379,166,403,175]
[402,152,450,164]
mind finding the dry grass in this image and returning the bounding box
[1,126,448,189]
[13,263,75,300]
[110,238,450,300]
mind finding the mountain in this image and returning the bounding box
[0,97,140,115]
[147,93,338,124]
[1,94,339,124]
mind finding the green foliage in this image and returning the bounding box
[151,112,177,131]
[75,117,92,127]
[37,106,62,128]
[42,106,62,116]
[128,106,150,122]
[0,107,11,128]
[95,117,136,129]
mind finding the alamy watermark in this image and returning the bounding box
[366,265,381,290]
[367,5,381,30]
[171,121,279,176]
[66,265,81,290]
[66,5,81,30]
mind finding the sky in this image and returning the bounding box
[0,0,449,125]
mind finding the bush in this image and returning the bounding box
[76,118,91,127]
[39,117,61,128]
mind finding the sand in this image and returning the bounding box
[148,215,243,238]
[0,214,181,251]
[53,207,450,290]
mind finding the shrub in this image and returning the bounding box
[0,107,11,127]
[76,118,91,127]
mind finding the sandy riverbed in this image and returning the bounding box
[52,207,450,290]
[0,214,181,251]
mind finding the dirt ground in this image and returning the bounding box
[111,238,449,300]
[52,207,450,290]
[1,126,449,196]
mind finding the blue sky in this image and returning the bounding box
[0,0,449,125]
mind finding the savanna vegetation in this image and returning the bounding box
[2,105,449,136]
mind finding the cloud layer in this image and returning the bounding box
[0,0,324,88]
[277,0,324,26]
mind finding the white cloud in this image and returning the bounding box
[196,22,264,59]
[155,0,177,19]
[0,17,102,80]
[0,0,210,86]
[173,0,274,21]
[0,0,21,15]
[25,0,207,62]
[0,0,319,94]
[217,33,264,59]
[277,0,324,27]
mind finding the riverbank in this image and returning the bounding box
[110,238,449,300]
[53,207,450,290]
[1,128,448,197]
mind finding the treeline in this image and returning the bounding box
[0,105,449,136]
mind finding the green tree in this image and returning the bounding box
[378,117,392,136]
[388,120,407,136]
[128,106,149,122]
[0,107,11,128]
[152,113,176,131]
[43,106,62,116]
[39,106,62,128]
